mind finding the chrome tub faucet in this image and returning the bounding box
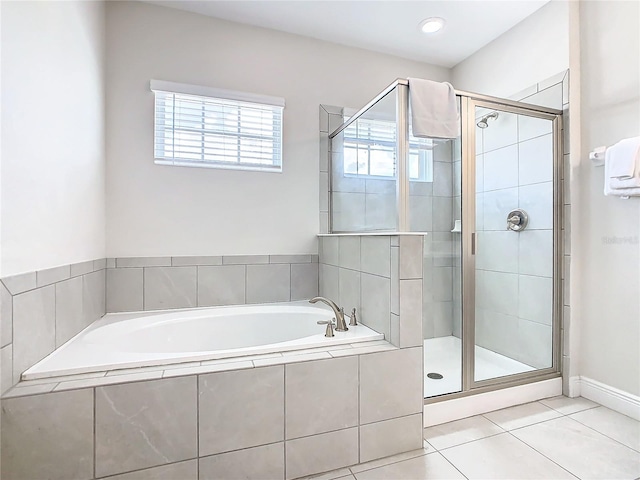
[309,296,348,331]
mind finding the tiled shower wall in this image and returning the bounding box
[451,137,463,338]
[0,254,319,394]
[530,72,572,394]
[319,104,342,234]
[418,140,459,339]
[0,260,107,393]
[329,127,398,232]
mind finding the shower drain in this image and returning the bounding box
[427,372,443,380]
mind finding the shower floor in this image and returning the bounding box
[424,336,535,398]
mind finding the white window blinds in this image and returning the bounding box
[151,80,285,172]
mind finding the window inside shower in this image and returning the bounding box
[343,117,433,182]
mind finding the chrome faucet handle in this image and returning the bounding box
[349,308,358,326]
[317,319,336,337]
[336,307,348,332]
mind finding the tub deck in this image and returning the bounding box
[22,301,384,381]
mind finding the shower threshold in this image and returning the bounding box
[424,336,535,398]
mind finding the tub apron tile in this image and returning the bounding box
[1,389,94,480]
[95,376,198,478]
[198,366,284,456]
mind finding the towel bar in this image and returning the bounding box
[590,146,606,166]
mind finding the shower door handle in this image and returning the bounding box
[471,233,476,255]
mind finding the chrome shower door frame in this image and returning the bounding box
[396,83,410,231]
[457,96,564,398]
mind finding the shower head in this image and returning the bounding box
[477,112,499,129]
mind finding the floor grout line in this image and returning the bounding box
[427,431,506,453]
[436,450,470,480]
[505,429,580,479]
[538,398,600,417]
[421,398,640,480]
[482,409,566,433]
[562,412,640,454]
[480,413,509,431]
[428,409,581,480]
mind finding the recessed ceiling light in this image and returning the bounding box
[419,17,445,34]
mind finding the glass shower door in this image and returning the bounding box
[471,102,558,385]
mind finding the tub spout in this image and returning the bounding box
[309,297,348,332]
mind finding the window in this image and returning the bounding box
[151,80,284,172]
[343,117,433,182]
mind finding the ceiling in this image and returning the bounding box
[143,0,550,68]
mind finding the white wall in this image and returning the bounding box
[105,1,449,257]
[451,1,568,97]
[576,0,640,396]
[0,0,3,471]
[0,1,106,276]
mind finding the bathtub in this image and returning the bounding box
[23,301,384,380]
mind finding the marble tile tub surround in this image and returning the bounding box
[318,234,424,349]
[0,254,318,395]
[0,258,107,394]
[106,254,319,313]
[1,344,424,480]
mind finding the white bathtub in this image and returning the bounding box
[24,301,384,380]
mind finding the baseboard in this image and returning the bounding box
[424,377,562,427]
[577,376,640,421]
[568,375,581,397]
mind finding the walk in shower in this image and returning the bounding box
[327,78,563,401]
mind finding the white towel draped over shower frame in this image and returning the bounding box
[408,78,460,139]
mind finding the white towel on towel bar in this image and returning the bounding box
[604,174,640,197]
[611,175,640,190]
[604,187,640,198]
[408,78,459,139]
[604,137,640,197]
[607,136,640,179]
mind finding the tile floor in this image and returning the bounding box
[424,336,534,397]
[301,396,640,480]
